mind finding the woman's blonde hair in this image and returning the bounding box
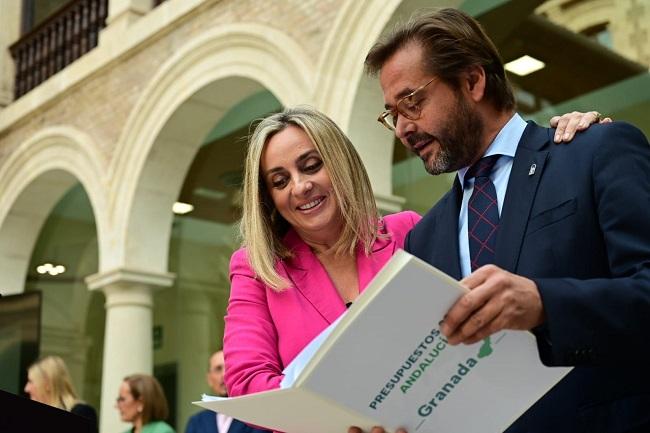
[27,355,79,410]
[123,374,169,426]
[241,106,379,290]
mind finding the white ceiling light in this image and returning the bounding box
[36,263,66,276]
[172,201,194,215]
[504,55,545,76]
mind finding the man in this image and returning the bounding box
[186,351,267,433]
[365,8,650,433]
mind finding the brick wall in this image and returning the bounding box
[0,0,341,165]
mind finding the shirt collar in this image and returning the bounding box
[457,113,526,185]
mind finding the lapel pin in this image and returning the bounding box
[528,163,537,176]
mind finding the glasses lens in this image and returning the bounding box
[397,96,420,120]
[378,111,396,130]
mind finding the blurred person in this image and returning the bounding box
[185,350,268,433]
[116,374,175,433]
[25,355,98,431]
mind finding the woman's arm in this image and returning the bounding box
[223,249,284,396]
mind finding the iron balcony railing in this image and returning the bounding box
[9,0,109,98]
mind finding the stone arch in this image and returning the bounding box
[108,23,314,273]
[0,125,108,294]
[314,0,461,210]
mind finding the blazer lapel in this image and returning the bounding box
[430,178,463,280]
[357,224,400,292]
[495,122,550,272]
[226,419,245,433]
[281,230,345,324]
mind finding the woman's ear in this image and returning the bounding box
[462,65,487,102]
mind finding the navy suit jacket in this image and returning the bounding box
[405,121,650,433]
[185,410,268,433]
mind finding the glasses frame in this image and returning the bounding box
[377,77,437,131]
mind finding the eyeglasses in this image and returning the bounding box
[377,77,437,131]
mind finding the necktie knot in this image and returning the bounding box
[466,154,501,182]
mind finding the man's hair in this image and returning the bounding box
[240,106,379,291]
[123,374,169,426]
[365,8,515,112]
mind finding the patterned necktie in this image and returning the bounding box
[466,155,501,272]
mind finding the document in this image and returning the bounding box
[195,250,571,433]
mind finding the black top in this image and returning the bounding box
[71,403,98,433]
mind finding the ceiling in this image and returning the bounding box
[478,0,646,112]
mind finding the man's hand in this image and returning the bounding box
[441,265,545,345]
[550,110,612,143]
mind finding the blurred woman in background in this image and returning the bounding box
[25,355,98,431]
[116,374,175,433]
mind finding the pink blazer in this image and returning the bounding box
[224,211,420,397]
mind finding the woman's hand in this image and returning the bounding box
[550,110,612,143]
[348,426,407,433]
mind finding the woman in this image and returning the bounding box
[116,374,175,433]
[24,355,98,431]
[223,106,603,398]
[225,106,420,396]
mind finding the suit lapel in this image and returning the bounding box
[431,179,463,280]
[495,122,550,272]
[226,419,245,433]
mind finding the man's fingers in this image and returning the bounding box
[447,298,503,344]
[549,115,561,128]
[560,113,583,142]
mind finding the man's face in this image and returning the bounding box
[207,351,227,397]
[379,43,484,174]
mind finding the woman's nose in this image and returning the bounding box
[294,178,313,195]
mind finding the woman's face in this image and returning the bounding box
[24,371,47,404]
[115,381,142,423]
[261,126,342,243]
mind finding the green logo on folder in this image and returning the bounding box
[477,337,493,358]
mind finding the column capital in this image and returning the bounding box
[375,192,406,214]
[85,267,175,291]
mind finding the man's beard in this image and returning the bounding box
[407,92,484,175]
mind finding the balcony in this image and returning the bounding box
[9,0,109,99]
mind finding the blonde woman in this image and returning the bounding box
[224,107,420,397]
[25,355,97,430]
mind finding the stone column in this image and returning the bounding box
[176,283,226,428]
[86,268,174,433]
[0,0,20,107]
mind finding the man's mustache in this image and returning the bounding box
[407,132,436,149]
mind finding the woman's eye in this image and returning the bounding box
[271,177,288,189]
[304,160,322,172]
